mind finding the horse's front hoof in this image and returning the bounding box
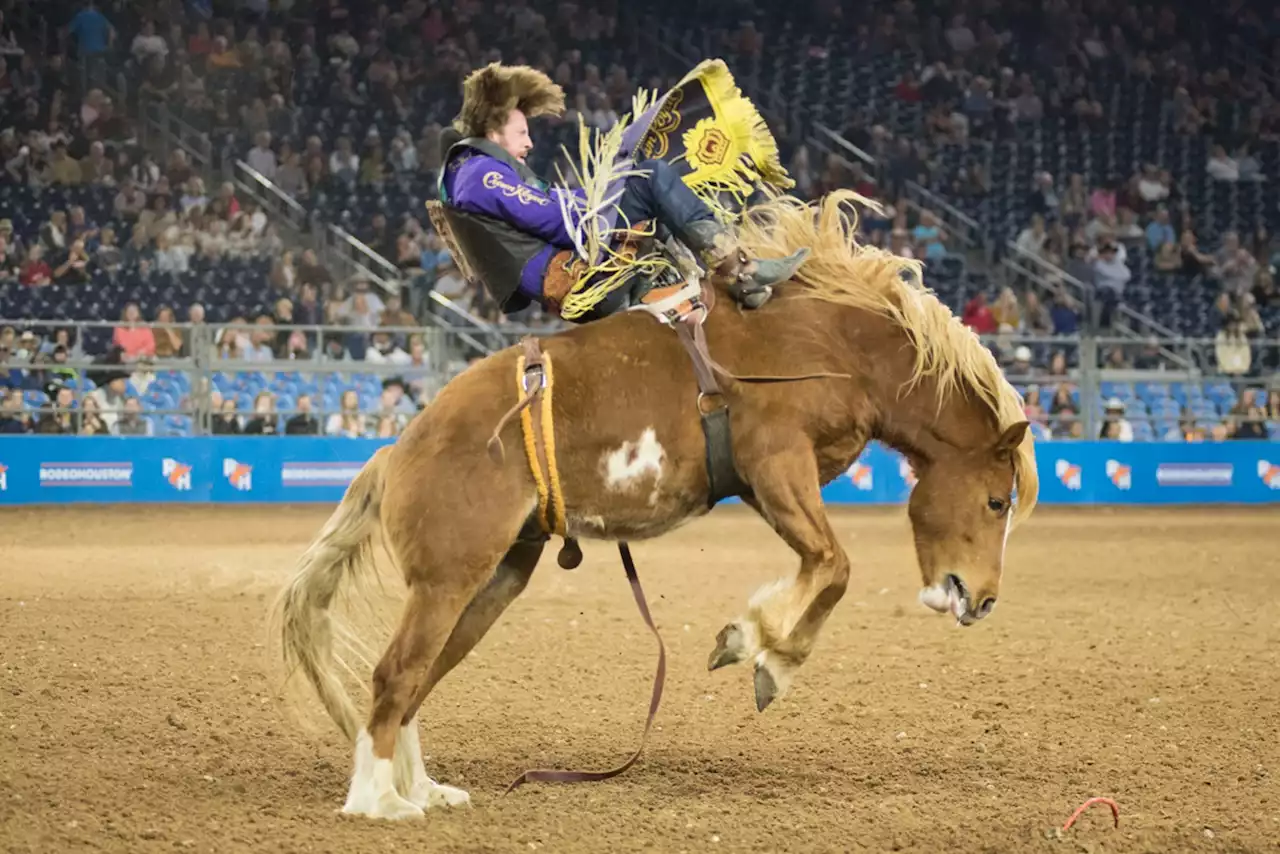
[752,650,794,712]
[753,662,778,711]
[408,780,471,810]
[708,622,747,671]
[341,790,425,820]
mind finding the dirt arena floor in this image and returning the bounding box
[1,505,1277,853]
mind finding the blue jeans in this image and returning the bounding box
[616,159,716,242]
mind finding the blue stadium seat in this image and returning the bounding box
[1101,382,1135,401]
[1205,382,1237,410]
[1135,383,1171,404]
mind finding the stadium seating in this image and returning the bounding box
[3,0,1276,440]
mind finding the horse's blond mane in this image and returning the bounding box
[738,190,1039,527]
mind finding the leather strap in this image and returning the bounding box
[505,542,665,793]
[676,319,722,395]
[700,404,748,504]
[675,316,749,504]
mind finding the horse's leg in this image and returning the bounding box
[708,447,850,711]
[342,497,528,819]
[394,536,545,809]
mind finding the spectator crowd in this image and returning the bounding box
[0,0,1277,439]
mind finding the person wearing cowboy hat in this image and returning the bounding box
[1099,397,1134,442]
[88,368,131,432]
[436,62,806,319]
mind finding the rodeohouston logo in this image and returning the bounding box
[1055,459,1081,491]
[0,462,7,491]
[899,457,918,488]
[1105,460,1131,490]
[845,462,873,491]
[38,462,133,487]
[1155,463,1233,487]
[223,458,253,491]
[162,458,193,491]
[281,461,364,488]
[1259,460,1280,489]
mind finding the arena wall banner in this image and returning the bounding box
[0,438,1276,506]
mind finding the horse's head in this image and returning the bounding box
[907,421,1030,626]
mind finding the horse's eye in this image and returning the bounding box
[987,497,1005,513]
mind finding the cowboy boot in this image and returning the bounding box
[680,219,810,309]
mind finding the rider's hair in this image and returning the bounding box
[453,63,566,138]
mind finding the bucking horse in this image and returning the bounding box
[271,182,1039,818]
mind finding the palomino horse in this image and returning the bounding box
[272,191,1039,819]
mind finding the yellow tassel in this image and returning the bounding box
[688,181,752,224]
[671,59,794,204]
[550,59,788,320]
[557,213,676,320]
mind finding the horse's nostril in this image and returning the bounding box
[977,597,997,618]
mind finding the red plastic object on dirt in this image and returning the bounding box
[1062,797,1120,831]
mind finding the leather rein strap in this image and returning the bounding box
[670,286,849,506]
[505,542,666,794]
[498,283,846,794]
[492,341,666,795]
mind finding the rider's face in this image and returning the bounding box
[489,109,533,163]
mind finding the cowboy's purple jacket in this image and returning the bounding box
[442,151,587,298]
[444,153,584,244]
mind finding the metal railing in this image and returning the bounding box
[975,332,1279,440]
[229,161,544,359]
[3,321,1275,440]
[811,123,984,252]
[903,181,983,251]
[69,56,524,367]
[1000,241,1191,364]
[139,97,220,177]
[0,319,517,436]
[807,120,1184,346]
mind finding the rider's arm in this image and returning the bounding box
[453,158,577,248]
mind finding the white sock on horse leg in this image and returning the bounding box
[746,576,804,643]
[341,728,424,819]
[398,717,471,810]
[393,718,427,795]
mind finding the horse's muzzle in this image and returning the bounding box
[920,574,996,627]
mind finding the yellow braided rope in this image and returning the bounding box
[516,354,551,533]
[515,352,566,536]
[540,353,566,537]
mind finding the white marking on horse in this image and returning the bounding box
[342,729,423,819]
[603,428,666,501]
[569,514,608,537]
[392,717,472,810]
[1000,472,1016,567]
[748,578,790,610]
[744,577,806,643]
[919,583,949,613]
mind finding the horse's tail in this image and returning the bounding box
[271,445,392,743]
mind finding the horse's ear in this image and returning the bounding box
[993,421,1030,456]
